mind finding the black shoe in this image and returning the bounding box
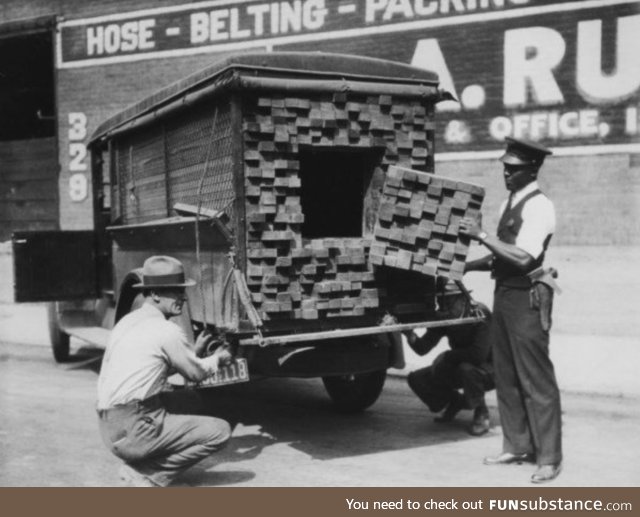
[469,407,490,436]
[434,393,465,423]
[483,452,536,465]
[531,464,562,483]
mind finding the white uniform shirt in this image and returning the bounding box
[97,303,218,409]
[498,181,556,260]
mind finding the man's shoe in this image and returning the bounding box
[434,393,465,423]
[469,407,490,436]
[531,464,562,484]
[483,452,535,465]
[119,464,158,487]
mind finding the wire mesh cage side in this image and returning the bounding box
[112,100,237,225]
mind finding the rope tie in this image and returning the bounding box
[195,108,219,330]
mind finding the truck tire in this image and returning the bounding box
[322,369,387,413]
[47,302,70,363]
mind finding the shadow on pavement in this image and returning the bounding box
[62,346,104,372]
[177,468,256,487]
[190,377,495,463]
[60,350,494,466]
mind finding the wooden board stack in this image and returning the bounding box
[370,166,484,281]
[246,237,379,320]
[242,93,437,321]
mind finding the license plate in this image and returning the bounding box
[194,358,250,388]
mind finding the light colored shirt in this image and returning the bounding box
[498,181,556,260]
[97,303,219,409]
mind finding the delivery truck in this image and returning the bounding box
[13,52,484,412]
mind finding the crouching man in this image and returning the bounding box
[404,283,494,436]
[97,256,233,487]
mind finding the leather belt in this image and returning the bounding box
[495,275,532,289]
[97,394,163,419]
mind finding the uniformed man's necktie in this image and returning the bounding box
[506,193,515,211]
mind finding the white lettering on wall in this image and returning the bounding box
[365,0,531,23]
[440,0,468,15]
[190,0,327,44]
[69,143,87,172]
[489,109,605,140]
[190,13,209,43]
[414,0,438,17]
[67,112,89,202]
[87,19,156,55]
[69,173,88,203]
[68,112,88,141]
[444,120,472,143]
[577,14,640,104]
[384,0,416,21]
[503,26,565,107]
[366,0,388,22]
[411,38,460,112]
[305,0,328,29]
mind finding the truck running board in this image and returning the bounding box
[64,326,111,348]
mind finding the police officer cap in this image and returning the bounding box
[499,137,552,167]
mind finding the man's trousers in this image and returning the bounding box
[408,350,494,413]
[492,285,562,466]
[98,391,231,486]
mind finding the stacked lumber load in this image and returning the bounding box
[371,166,484,281]
[246,237,380,320]
[242,93,436,321]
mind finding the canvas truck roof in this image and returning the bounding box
[89,51,442,145]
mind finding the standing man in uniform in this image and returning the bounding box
[404,282,494,436]
[97,255,233,487]
[459,138,562,484]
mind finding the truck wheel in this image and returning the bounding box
[322,369,387,413]
[47,302,70,363]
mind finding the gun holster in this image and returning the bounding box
[527,267,561,332]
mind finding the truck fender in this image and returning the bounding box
[114,268,144,323]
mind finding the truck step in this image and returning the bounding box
[64,326,110,348]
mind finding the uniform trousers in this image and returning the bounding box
[408,351,494,413]
[97,390,231,486]
[492,285,562,466]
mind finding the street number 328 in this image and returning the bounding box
[68,112,88,202]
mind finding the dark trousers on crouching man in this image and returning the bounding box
[408,351,494,416]
[97,391,231,487]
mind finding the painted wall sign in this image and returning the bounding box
[57,0,582,67]
[404,5,640,153]
[57,0,640,155]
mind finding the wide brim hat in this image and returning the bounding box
[133,255,196,289]
[499,137,552,167]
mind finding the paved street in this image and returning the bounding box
[1,339,638,487]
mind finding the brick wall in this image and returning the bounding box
[437,153,640,246]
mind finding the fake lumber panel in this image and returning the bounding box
[371,165,484,281]
[243,94,436,321]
